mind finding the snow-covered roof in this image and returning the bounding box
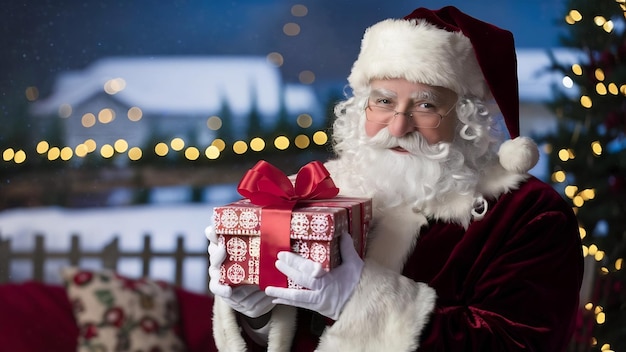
[30,56,321,118]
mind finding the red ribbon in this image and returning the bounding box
[237,160,339,289]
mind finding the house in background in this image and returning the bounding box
[29,56,324,163]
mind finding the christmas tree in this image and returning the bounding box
[542,1,626,351]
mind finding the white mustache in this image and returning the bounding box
[366,129,450,160]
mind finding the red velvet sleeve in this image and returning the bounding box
[408,178,583,351]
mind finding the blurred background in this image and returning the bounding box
[1,1,625,350]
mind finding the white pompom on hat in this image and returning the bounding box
[348,6,539,173]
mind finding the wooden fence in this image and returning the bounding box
[0,233,207,286]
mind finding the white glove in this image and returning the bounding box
[206,226,275,318]
[264,233,364,320]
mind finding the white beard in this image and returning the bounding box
[335,128,478,211]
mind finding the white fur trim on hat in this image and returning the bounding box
[498,136,540,173]
[348,19,489,98]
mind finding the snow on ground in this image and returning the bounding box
[0,202,231,293]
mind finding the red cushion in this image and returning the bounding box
[0,281,79,351]
[0,282,218,352]
[175,288,218,352]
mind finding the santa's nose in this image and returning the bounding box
[387,111,416,137]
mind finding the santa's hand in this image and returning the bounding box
[264,233,364,320]
[206,226,275,318]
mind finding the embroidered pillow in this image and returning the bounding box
[61,267,186,351]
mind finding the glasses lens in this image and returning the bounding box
[367,104,442,128]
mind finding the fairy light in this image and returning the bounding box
[205,145,220,159]
[580,95,592,108]
[552,170,567,183]
[128,147,142,161]
[155,142,169,157]
[591,141,603,156]
[184,147,200,160]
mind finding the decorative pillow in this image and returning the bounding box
[61,267,186,352]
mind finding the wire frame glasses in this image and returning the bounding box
[365,101,454,129]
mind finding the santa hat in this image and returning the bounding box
[348,6,538,173]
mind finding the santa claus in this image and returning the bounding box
[208,6,583,352]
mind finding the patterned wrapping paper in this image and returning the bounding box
[212,198,370,288]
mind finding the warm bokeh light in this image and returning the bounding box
[552,170,566,183]
[205,145,220,159]
[114,139,129,153]
[572,64,583,75]
[564,185,578,198]
[98,108,116,123]
[299,70,315,84]
[155,142,169,156]
[82,113,96,128]
[312,131,328,145]
[266,52,284,67]
[13,150,26,164]
[84,139,97,152]
[283,22,300,36]
[250,137,266,152]
[100,144,114,158]
[294,134,310,149]
[206,116,222,130]
[211,139,226,152]
[25,86,39,101]
[233,140,248,154]
[3,148,15,161]
[296,114,313,128]
[596,82,607,95]
[591,141,603,156]
[568,9,582,22]
[36,141,49,154]
[595,68,605,81]
[291,4,308,16]
[580,95,592,108]
[60,147,73,161]
[75,144,89,157]
[128,147,142,161]
[170,137,185,151]
[48,147,61,161]
[185,147,200,160]
[104,77,126,95]
[127,106,143,121]
[274,136,290,150]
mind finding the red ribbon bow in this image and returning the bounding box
[237,160,339,289]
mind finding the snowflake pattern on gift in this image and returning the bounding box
[310,214,330,234]
[291,213,310,236]
[226,237,247,262]
[310,243,328,263]
[220,209,239,229]
[292,240,310,259]
[239,210,259,231]
[227,263,246,284]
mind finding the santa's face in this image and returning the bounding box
[365,79,458,145]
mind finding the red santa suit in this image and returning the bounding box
[211,6,583,351]
[212,158,582,352]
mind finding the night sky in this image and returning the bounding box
[1,0,568,111]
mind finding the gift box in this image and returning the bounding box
[211,160,371,289]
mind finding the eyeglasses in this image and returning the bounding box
[365,100,455,129]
